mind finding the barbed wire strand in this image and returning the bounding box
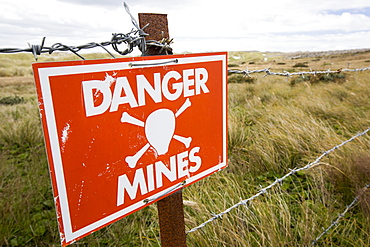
[228,67,370,78]
[311,182,370,245]
[186,127,370,234]
[0,2,172,60]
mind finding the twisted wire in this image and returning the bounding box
[229,67,370,78]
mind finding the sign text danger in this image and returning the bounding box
[83,68,209,117]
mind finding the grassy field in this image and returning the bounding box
[0,51,370,246]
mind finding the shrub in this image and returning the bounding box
[0,96,25,105]
[290,73,346,85]
[228,74,256,84]
[293,62,309,68]
[318,73,346,83]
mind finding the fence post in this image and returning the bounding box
[138,13,187,247]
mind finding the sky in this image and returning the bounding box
[1,0,370,55]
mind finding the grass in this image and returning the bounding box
[0,51,370,246]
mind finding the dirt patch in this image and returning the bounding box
[0,76,34,87]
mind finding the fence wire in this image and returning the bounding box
[312,183,370,245]
[228,67,370,78]
[0,2,172,60]
[186,126,370,234]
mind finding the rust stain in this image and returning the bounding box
[157,190,187,247]
[138,13,169,41]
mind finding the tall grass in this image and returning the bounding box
[185,72,370,246]
[188,73,370,246]
[0,54,369,246]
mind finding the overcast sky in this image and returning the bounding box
[1,0,370,55]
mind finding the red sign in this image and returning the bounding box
[32,52,228,246]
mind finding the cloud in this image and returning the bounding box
[57,0,123,7]
[57,0,193,9]
[0,0,128,47]
[172,31,370,53]
[1,0,370,53]
[323,7,370,16]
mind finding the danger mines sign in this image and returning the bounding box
[33,52,228,246]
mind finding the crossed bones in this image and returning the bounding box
[121,98,192,168]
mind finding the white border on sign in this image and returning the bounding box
[37,54,227,243]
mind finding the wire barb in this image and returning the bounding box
[28,37,46,61]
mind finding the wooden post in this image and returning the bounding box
[138,13,187,247]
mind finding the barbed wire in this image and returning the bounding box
[228,67,370,78]
[0,2,172,60]
[186,126,370,234]
[311,182,370,245]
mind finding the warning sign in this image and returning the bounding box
[32,52,228,246]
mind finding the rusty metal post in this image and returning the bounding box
[138,13,187,247]
[157,191,187,247]
[138,13,173,56]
